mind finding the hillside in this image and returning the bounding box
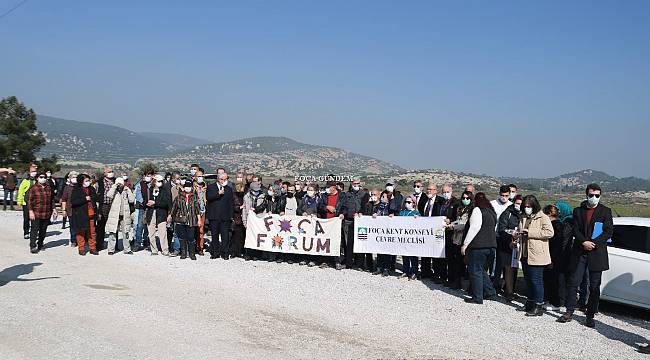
[502,169,650,193]
[139,131,212,148]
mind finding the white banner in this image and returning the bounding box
[245,211,342,257]
[353,215,446,257]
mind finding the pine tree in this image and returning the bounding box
[0,96,47,171]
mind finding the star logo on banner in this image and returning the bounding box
[272,234,283,249]
[279,218,292,232]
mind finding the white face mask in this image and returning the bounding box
[83,181,91,188]
[174,179,181,185]
[588,195,600,207]
[268,190,274,196]
[184,187,192,193]
[443,192,452,200]
[46,172,52,178]
[306,190,315,197]
[71,178,78,184]
[500,195,509,204]
[514,204,521,212]
[106,172,114,179]
[427,193,434,199]
[190,169,197,176]
[38,177,47,184]
[144,176,152,183]
[352,185,360,191]
[524,207,533,216]
[30,171,37,178]
[122,175,128,181]
[197,176,204,183]
[325,188,331,194]
[414,187,421,194]
[385,185,394,193]
[295,185,302,191]
[509,192,517,200]
[236,177,243,183]
[156,181,163,188]
[405,203,414,210]
[370,196,378,202]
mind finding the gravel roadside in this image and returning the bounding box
[0,210,648,359]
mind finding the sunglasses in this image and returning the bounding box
[414,185,421,188]
[588,194,601,198]
[462,197,471,200]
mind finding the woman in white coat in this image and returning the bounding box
[106,177,135,255]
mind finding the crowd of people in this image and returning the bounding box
[9,161,639,339]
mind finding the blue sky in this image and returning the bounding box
[1,0,649,178]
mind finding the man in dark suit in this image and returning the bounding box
[420,182,446,281]
[558,183,612,328]
[413,180,428,216]
[206,173,234,260]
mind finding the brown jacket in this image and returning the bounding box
[518,211,554,266]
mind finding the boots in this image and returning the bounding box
[188,243,197,260]
[180,239,187,259]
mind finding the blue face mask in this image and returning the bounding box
[461,199,471,206]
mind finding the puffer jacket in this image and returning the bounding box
[105,184,135,234]
[517,210,554,266]
[170,192,201,227]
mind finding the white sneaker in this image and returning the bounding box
[544,304,560,312]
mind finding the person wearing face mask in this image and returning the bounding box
[494,194,524,301]
[120,171,134,190]
[489,185,513,280]
[412,180,427,216]
[168,180,201,260]
[559,184,612,329]
[513,195,554,316]
[95,167,116,251]
[133,170,154,251]
[242,180,269,261]
[460,192,498,304]
[60,171,79,246]
[230,181,247,258]
[317,181,348,269]
[437,184,459,286]
[105,176,135,255]
[70,174,99,256]
[446,191,474,289]
[399,196,420,280]
[193,169,208,255]
[371,192,393,276]
[554,200,582,309]
[296,184,321,266]
[189,164,199,179]
[206,173,234,260]
[164,171,182,257]
[294,181,306,200]
[216,167,234,192]
[26,171,57,253]
[145,175,172,256]
[345,178,369,270]
[508,184,518,202]
[44,169,57,203]
[17,163,39,239]
[421,182,444,281]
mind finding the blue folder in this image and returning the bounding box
[592,222,603,239]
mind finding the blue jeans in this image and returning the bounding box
[522,258,545,305]
[402,256,418,276]
[171,223,180,253]
[467,248,497,303]
[134,210,148,247]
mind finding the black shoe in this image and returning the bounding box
[557,311,574,323]
[525,305,544,317]
[381,269,390,277]
[24,234,29,239]
[585,317,595,328]
[244,255,252,261]
[190,254,197,260]
[108,251,114,255]
[222,255,230,260]
[90,250,99,255]
[639,344,650,354]
[210,254,219,259]
[464,298,483,304]
[484,294,498,302]
[79,250,86,256]
[124,251,133,255]
[30,247,39,254]
[335,263,346,270]
[372,269,382,275]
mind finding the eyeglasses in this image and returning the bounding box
[588,194,601,198]
[461,197,470,200]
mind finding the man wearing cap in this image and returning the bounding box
[206,172,234,260]
[27,171,57,253]
[95,166,116,251]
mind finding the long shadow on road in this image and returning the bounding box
[0,262,60,287]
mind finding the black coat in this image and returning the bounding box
[206,183,233,221]
[497,205,522,253]
[145,187,172,225]
[70,185,98,232]
[569,202,612,272]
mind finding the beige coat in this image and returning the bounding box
[106,184,135,234]
[518,211,554,266]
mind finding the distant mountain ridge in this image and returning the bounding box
[501,169,650,193]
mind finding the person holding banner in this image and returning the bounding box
[372,192,393,277]
[421,182,444,281]
[494,194,523,302]
[400,196,420,280]
[460,192,498,304]
[242,181,268,261]
[317,181,347,269]
[357,188,381,272]
[343,178,368,270]
[446,190,474,290]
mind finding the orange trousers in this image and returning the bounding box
[77,220,97,252]
[196,214,205,251]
